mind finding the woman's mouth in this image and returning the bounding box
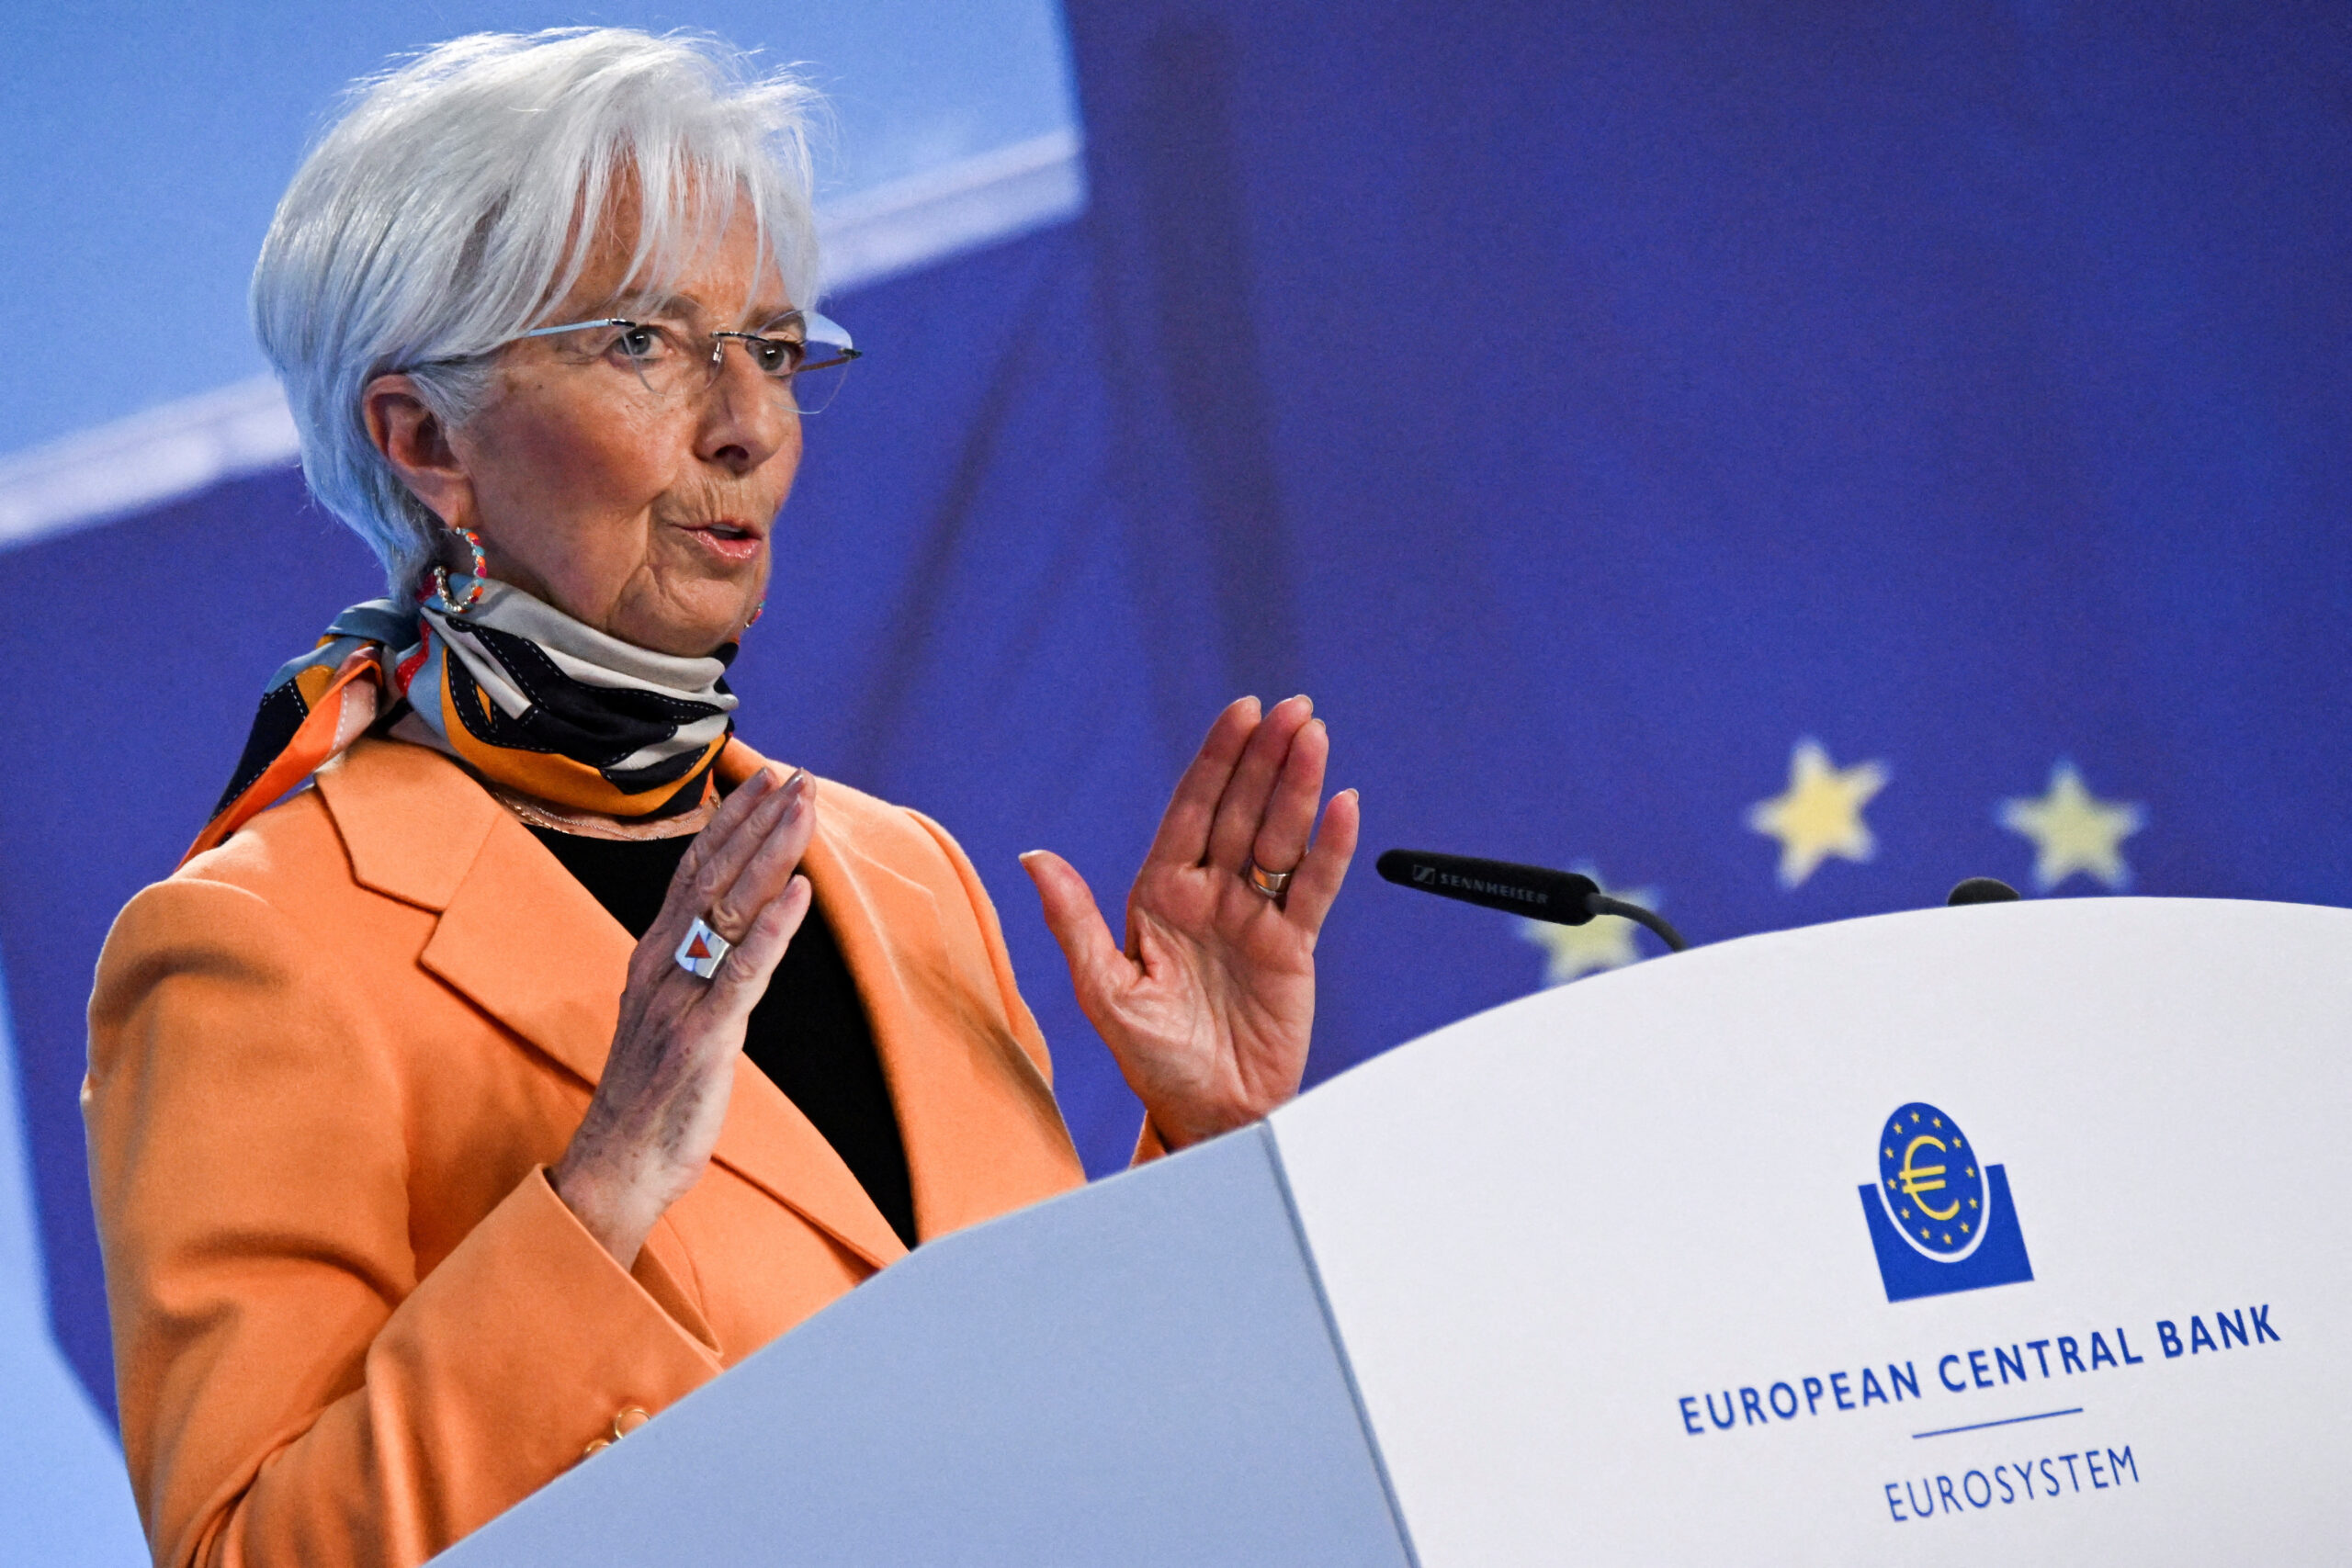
[679,520,764,565]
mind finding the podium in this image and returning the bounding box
[439,897,2352,1563]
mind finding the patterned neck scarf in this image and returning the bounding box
[187,573,737,864]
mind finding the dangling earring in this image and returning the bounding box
[745,599,765,628]
[431,526,488,615]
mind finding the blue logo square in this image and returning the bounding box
[1860,1102,2033,1303]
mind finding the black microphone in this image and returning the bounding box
[1375,849,1689,953]
[1947,876,2021,906]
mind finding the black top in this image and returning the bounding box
[528,827,919,1250]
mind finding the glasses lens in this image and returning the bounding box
[601,322,699,400]
[788,355,853,414]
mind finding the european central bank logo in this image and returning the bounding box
[1859,1101,2033,1303]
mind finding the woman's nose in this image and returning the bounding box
[695,345,797,472]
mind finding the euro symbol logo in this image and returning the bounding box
[1896,1136,1960,1222]
[1864,1100,2029,1290]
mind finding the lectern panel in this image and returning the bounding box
[1272,897,2351,1563]
[439,1126,1411,1565]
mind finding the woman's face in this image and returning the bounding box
[379,195,802,657]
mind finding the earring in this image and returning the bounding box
[431,526,488,615]
[745,599,765,628]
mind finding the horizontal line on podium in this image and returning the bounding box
[1911,1406,2085,1440]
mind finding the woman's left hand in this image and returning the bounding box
[1022,695,1360,1150]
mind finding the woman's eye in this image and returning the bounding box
[614,326,662,360]
[752,338,802,375]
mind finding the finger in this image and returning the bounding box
[705,778,819,942]
[675,761,783,883]
[705,873,814,1018]
[1281,788,1360,937]
[1141,697,1260,872]
[1019,850,1132,1011]
[662,769,808,943]
[1250,716,1328,876]
[663,763,786,919]
[1204,694,1315,873]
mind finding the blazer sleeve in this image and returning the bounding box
[85,875,725,1568]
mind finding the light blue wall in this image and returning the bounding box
[0,969,148,1562]
[1,0,1080,455]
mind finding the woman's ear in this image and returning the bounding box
[362,374,475,531]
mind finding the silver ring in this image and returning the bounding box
[674,916,732,978]
[1244,861,1295,899]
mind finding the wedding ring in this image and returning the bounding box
[674,916,732,978]
[1244,860,1295,899]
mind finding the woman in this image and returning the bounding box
[83,29,1357,1568]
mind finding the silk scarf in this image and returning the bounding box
[187,574,737,864]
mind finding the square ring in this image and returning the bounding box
[674,916,731,979]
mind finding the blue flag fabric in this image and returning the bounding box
[1059,0,2352,1048]
[2,1,2347,1421]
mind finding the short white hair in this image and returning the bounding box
[253,28,822,593]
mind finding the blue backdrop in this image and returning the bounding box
[4,0,2346,1428]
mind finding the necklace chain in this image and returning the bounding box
[486,782,714,840]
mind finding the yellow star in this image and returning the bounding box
[1747,739,1889,888]
[1521,867,1659,985]
[1998,762,2144,891]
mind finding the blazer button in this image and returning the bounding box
[614,1405,650,1437]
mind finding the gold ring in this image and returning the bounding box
[1245,861,1295,899]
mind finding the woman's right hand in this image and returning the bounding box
[550,764,816,1268]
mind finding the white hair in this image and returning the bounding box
[253,28,822,593]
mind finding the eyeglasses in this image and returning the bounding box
[514,309,861,412]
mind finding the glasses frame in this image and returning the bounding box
[513,308,861,404]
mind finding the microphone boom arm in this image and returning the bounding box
[1375,849,1689,953]
[1581,892,1688,953]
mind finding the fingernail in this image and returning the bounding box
[1018,850,1045,865]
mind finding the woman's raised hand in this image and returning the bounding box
[1022,696,1360,1150]
[551,765,816,1267]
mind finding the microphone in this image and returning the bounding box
[1375,849,1688,953]
[1947,876,2021,906]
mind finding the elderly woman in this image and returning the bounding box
[83,29,1356,1568]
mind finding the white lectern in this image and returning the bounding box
[438,897,2351,1564]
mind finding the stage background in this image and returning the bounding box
[3,2,2346,1555]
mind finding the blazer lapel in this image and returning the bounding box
[323,738,907,1269]
[806,807,1084,1243]
[417,811,633,1089]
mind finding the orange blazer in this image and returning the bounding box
[85,736,1093,1567]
